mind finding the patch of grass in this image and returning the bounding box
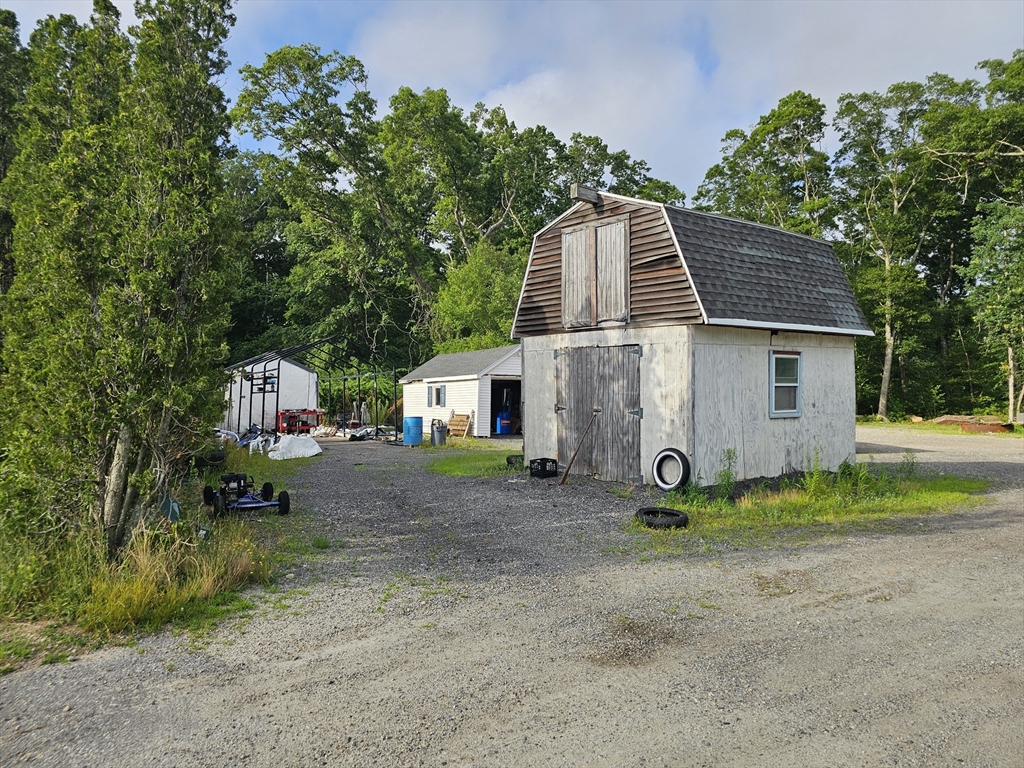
[427,451,521,478]
[608,483,636,499]
[419,436,513,453]
[619,455,988,558]
[858,419,1023,438]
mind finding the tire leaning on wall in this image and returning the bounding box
[652,448,691,492]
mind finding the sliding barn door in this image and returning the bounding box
[556,345,641,482]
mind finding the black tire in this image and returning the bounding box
[652,448,691,492]
[261,482,274,502]
[211,493,226,519]
[277,490,291,516]
[202,485,215,505]
[506,454,524,467]
[636,507,689,529]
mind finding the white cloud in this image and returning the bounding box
[3,0,1018,196]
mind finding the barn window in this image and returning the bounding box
[561,215,629,328]
[769,351,801,418]
[428,384,446,408]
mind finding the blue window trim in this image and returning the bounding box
[427,384,446,408]
[769,350,802,418]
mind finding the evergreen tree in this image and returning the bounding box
[0,9,28,299]
[0,0,237,555]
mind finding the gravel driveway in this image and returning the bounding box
[2,427,1022,767]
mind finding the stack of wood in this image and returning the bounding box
[447,411,473,437]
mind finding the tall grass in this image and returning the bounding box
[654,456,987,540]
[0,445,308,636]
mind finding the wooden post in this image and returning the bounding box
[558,408,600,486]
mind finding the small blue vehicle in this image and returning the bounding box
[203,472,291,517]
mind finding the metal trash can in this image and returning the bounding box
[431,419,447,447]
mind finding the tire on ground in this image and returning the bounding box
[261,482,274,502]
[202,485,215,505]
[211,493,225,518]
[277,490,291,515]
[635,507,689,529]
[652,448,690,491]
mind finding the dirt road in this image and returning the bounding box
[1,427,1021,767]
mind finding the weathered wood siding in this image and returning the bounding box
[691,326,856,482]
[522,325,693,485]
[555,345,641,482]
[515,200,702,337]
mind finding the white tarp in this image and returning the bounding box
[267,434,323,460]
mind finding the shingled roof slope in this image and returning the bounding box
[664,206,872,334]
[400,345,519,383]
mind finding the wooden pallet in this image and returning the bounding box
[447,411,473,437]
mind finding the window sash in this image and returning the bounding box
[770,352,801,418]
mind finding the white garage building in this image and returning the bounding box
[400,345,522,439]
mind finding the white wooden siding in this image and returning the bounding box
[476,377,491,438]
[402,378,480,438]
[487,348,522,377]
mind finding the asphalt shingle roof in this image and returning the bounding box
[663,206,872,334]
[401,345,520,383]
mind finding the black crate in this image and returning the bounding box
[529,457,558,479]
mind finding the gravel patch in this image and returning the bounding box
[1,428,1022,767]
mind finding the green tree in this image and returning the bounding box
[0,9,28,299]
[430,240,527,353]
[0,0,237,555]
[222,151,301,363]
[834,82,948,420]
[694,91,833,236]
[962,203,1024,422]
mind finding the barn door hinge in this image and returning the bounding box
[555,404,566,413]
[553,349,568,360]
[629,474,644,485]
[628,346,643,357]
[628,408,643,419]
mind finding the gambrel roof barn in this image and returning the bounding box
[512,186,871,487]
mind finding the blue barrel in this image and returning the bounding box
[495,412,512,435]
[403,416,423,446]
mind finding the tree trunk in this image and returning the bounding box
[101,424,132,556]
[878,319,895,421]
[1009,344,1016,424]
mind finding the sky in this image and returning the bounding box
[2,0,1021,197]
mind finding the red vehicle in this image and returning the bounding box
[276,409,323,435]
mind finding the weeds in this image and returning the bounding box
[622,448,988,558]
[714,448,737,501]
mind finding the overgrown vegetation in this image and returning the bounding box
[622,454,988,557]
[0,446,315,672]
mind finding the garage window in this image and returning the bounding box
[769,351,801,418]
[427,384,446,408]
